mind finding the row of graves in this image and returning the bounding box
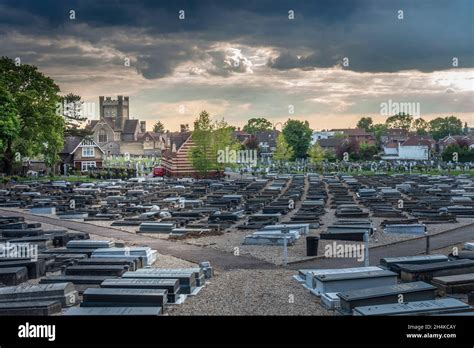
[1,176,329,255]
[0,178,277,239]
[355,173,474,224]
[240,174,327,247]
[295,242,474,315]
[0,215,212,316]
[295,174,474,315]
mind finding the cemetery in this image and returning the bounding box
[0,172,473,316]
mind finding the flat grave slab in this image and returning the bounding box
[81,288,168,308]
[77,258,138,271]
[311,270,398,296]
[353,298,472,316]
[0,259,46,279]
[65,306,162,316]
[43,248,97,257]
[431,273,474,294]
[0,282,78,307]
[0,267,28,285]
[380,255,449,273]
[133,268,205,286]
[296,266,382,289]
[398,259,474,282]
[66,240,115,249]
[101,278,180,303]
[92,247,156,266]
[337,281,437,315]
[0,300,62,316]
[122,271,196,294]
[65,265,129,277]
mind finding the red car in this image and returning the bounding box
[152,166,165,177]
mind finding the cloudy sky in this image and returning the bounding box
[1,0,473,131]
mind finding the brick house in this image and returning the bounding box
[60,136,105,172]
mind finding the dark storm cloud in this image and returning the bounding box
[0,0,472,78]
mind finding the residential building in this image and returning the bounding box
[253,129,280,162]
[380,128,410,144]
[438,135,474,153]
[60,136,105,172]
[86,96,165,156]
[330,128,376,144]
[382,136,435,160]
[311,131,336,144]
[161,128,198,177]
[318,138,345,154]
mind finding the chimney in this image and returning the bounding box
[140,121,146,133]
[180,124,187,133]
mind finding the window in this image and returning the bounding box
[114,132,120,141]
[81,161,96,171]
[82,147,94,157]
[98,129,107,142]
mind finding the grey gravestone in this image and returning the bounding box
[122,271,196,294]
[81,288,168,308]
[398,259,474,282]
[101,278,180,303]
[353,298,471,316]
[0,282,78,307]
[65,265,128,277]
[0,267,28,285]
[337,281,437,315]
[65,306,162,316]
[0,300,62,316]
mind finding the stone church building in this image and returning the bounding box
[86,96,166,156]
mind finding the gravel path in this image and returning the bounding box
[168,268,330,316]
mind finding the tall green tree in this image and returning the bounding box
[429,116,463,140]
[242,117,273,134]
[212,118,240,173]
[356,117,373,131]
[190,111,214,176]
[282,119,312,160]
[442,143,474,162]
[153,121,165,133]
[307,142,326,164]
[60,93,90,137]
[359,142,379,160]
[412,118,429,135]
[385,112,413,130]
[372,123,388,144]
[0,57,64,175]
[0,84,21,173]
[189,111,238,177]
[273,133,294,162]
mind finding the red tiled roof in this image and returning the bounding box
[402,136,435,147]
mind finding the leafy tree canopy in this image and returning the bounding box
[242,117,273,134]
[0,56,64,174]
[282,119,312,160]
